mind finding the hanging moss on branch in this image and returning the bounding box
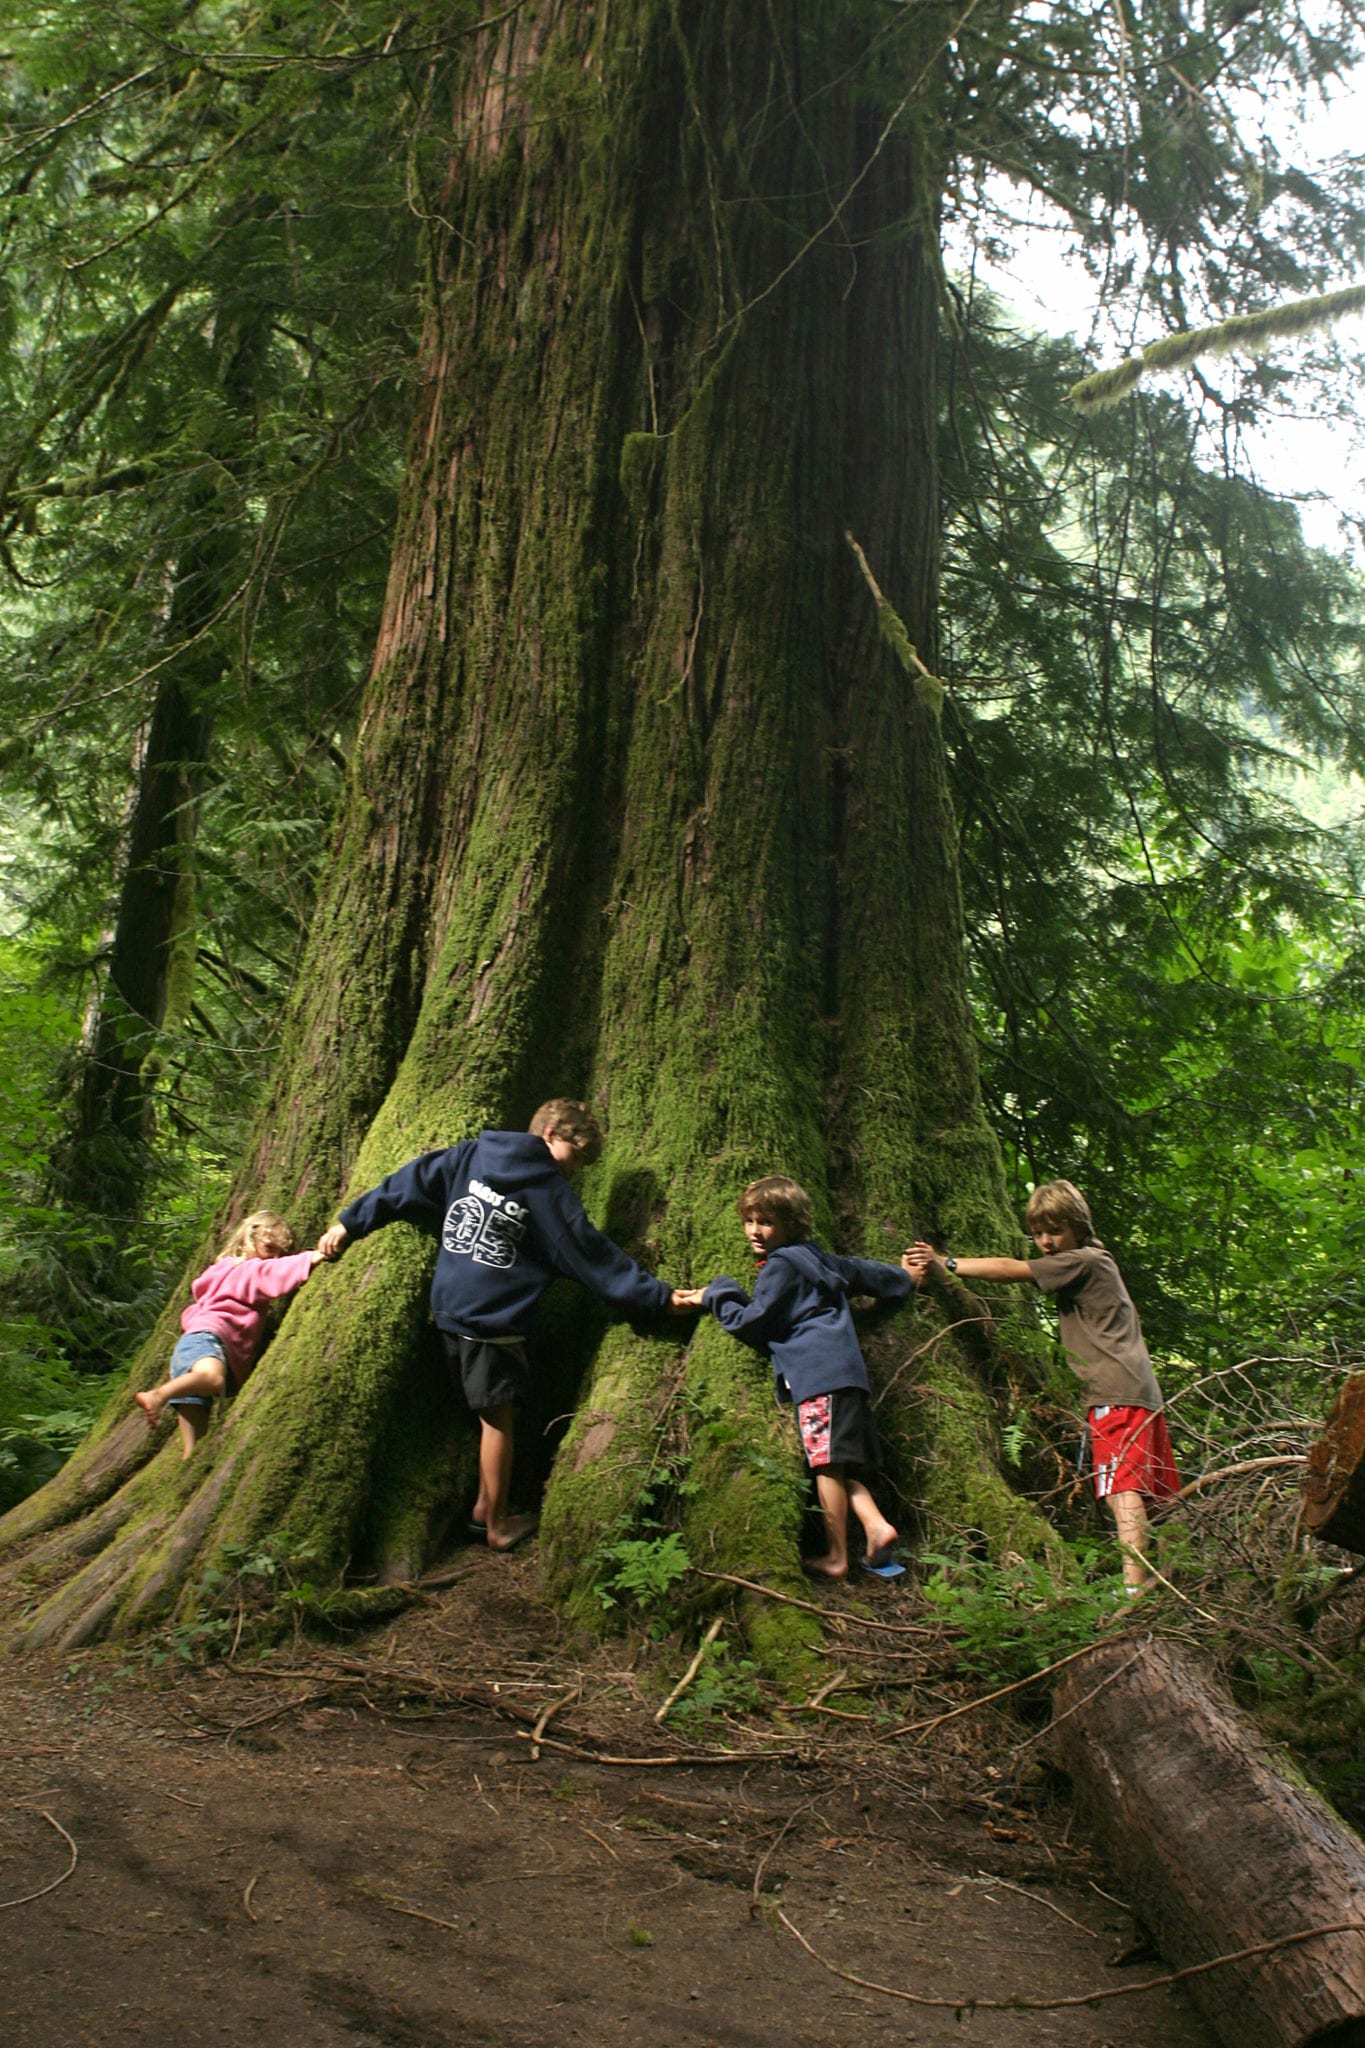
[1068,283,1365,412]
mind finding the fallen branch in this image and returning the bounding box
[0,1811,78,1910]
[975,1870,1099,1938]
[655,1615,724,1723]
[512,1728,801,1767]
[1176,1455,1306,1500]
[805,1668,849,1709]
[778,1907,1365,2014]
[750,1805,810,1917]
[531,1685,579,1759]
[883,1639,1105,1740]
[224,1686,330,1748]
[695,1569,934,1635]
[379,1896,463,1933]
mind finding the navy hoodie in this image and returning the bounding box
[702,1242,912,1405]
[338,1130,672,1338]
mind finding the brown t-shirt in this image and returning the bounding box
[1029,1243,1163,1411]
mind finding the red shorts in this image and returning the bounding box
[1089,1405,1180,1502]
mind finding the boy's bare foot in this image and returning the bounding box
[487,1514,538,1553]
[805,1557,848,1580]
[134,1388,164,1427]
[864,1523,899,1569]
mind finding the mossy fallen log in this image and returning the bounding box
[1052,1637,1365,2048]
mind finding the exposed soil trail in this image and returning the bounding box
[0,1551,1216,2048]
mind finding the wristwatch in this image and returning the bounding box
[944,1255,958,1274]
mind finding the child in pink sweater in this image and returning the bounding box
[135,1211,324,1458]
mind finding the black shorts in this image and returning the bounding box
[440,1330,530,1415]
[794,1387,882,1473]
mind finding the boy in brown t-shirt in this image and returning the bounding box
[905,1180,1178,1595]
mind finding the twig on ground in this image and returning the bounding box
[162,1789,205,1808]
[656,1615,725,1723]
[242,1874,260,1922]
[883,1640,1104,1740]
[806,1668,849,1709]
[695,1569,933,1635]
[224,1686,330,1749]
[531,1684,580,1759]
[514,1729,803,1767]
[379,1896,462,1933]
[750,1803,811,1917]
[0,1811,78,1909]
[778,1908,1365,2014]
[976,1870,1099,1937]
[415,1564,479,1591]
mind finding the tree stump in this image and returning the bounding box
[1303,1375,1365,1556]
[1052,1637,1365,2048]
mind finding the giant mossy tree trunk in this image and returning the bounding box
[0,1,1061,1672]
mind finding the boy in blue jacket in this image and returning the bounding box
[318,1100,691,1551]
[680,1175,912,1578]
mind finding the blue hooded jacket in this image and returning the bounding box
[702,1241,912,1405]
[338,1130,672,1338]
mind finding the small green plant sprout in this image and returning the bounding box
[627,1924,654,1948]
[595,1531,692,1613]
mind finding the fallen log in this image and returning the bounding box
[1303,1374,1365,1555]
[1052,1637,1365,2048]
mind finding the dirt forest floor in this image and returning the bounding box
[0,1548,1218,2048]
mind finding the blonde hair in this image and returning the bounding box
[1024,1180,1094,1244]
[737,1175,814,1241]
[529,1098,603,1165]
[221,1210,297,1261]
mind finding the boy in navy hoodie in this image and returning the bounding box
[680,1175,912,1578]
[317,1100,690,1551]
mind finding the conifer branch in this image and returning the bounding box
[1068,283,1365,411]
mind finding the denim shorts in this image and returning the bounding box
[167,1331,229,1410]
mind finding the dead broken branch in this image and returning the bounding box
[0,1810,78,1910]
[778,1907,1365,2015]
[655,1614,724,1723]
[695,1569,934,1635]
[883,1639,1106,1740]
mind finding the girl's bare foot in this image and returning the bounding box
[487,1514,538,1553]
[134,1389,164,1427]
[864,1523,899,1569]
[805,1557,848,1580]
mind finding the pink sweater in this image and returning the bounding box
[180,1250,322,1386]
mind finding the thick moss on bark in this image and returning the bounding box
[2,1,1067,1663]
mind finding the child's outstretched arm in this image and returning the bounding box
[319,1148,465,1261]
[700,1264,796,1351]
[227,1249,325,1302]
[904,1242,1035,1286]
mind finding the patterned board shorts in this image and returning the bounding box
[794,1387,882,1473]
[1090,1404,1180,1502]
